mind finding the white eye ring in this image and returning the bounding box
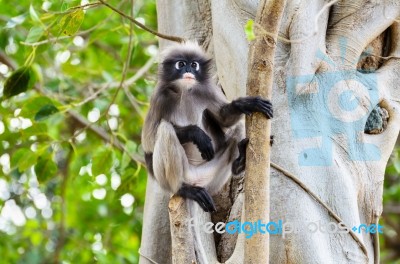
[191,61,200,71]
[175,61,186,69]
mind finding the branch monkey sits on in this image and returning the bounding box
[142,41,273,212]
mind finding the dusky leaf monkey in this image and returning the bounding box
[142,41,273,212]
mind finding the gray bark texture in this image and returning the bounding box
[139,0,400,263]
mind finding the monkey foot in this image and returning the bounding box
[177,183,216,212]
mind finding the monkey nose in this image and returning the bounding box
[183,73,195,80]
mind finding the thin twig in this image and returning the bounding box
[69,2,102,11]
[21,20,102,46]
[1,29,144,165]
[20,0,127,47]
[83,54,156,89]
[98,0,184,43]
[73,54,156,109]
[124,55,157,87]
[138,248,159,264]
[102,0,135,141]
[123,87,144,119]
[72,0,135,142]
[46,2,102,15]
[123,55,156,119]
[73,84,111,107]
[373,215,380,264]
[67,110,144,164]
[0,50,17,69]
[362,52,400,60]
[270,162,369,258]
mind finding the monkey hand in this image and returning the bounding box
[174,124,215,160]
[232,96,273,119]
[177,183,216,212]
[192,128,215,161]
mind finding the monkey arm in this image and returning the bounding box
[216,96,274,127]
[173,124,215,161]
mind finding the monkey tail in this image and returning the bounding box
[188,200,209,264]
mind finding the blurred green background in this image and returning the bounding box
[0,0,398,263]
[0,0,155,263]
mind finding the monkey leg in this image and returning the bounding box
[153,120,188,193]
[153,120,216,212]
[232,138,249,175]
[231,134,273,175]
[185,137,238,196]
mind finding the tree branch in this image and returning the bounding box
[0,50,16,69]
[270,162,369,257]
[21,0,128,47]
[1,47,145,165]
[67,110,144,164]
[244,0,286,263]
[98,0,185,43]
[168,195,197,263]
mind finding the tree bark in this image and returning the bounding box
[140,1,400,263]
[169,196,196,264]
[244,0,286,263]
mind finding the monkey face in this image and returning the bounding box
[160,47,211,88]
[162,58,206,86]
[173,60,200,87]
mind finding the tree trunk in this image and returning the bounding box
[244,0,286,262]
[139,1,400,263]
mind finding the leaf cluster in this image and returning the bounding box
[0,0,157,262]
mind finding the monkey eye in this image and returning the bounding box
[191,61,200,71]
[175,61,186,69]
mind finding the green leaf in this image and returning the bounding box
[121,141,137,170]
[394,159,400,173]
[3,66,36,99]
[31,64,43,86]
[21,96,53,118]
[34,104,59,121]
[61,3,69,12]
[5,14,26,29]
[59,9,85,36]
[245,20,255,41]
[29,4,41,23]
[9,168,23,180]
[40,12,56,21]
[92,148,114,176]
[11,148,37,172]
[34,156,57,182]
[21,123,48,139]
[26,26,45,43]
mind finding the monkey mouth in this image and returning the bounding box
[182,73,195,80]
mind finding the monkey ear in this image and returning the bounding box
[201,58,213,73]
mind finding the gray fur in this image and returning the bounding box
[141,42,244,196]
